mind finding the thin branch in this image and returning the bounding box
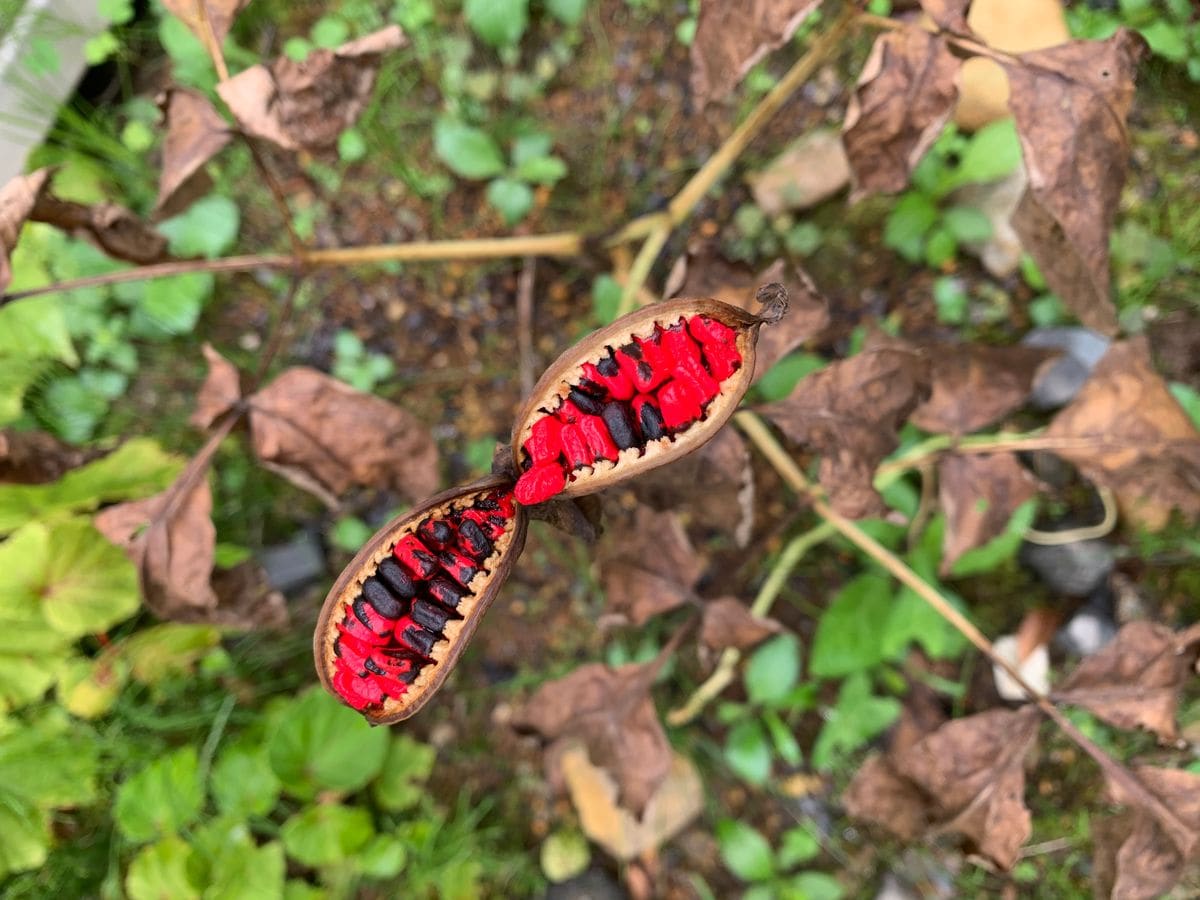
[517,256,537,398]
[240,134,306,261]
[1024,486,1118,545]
[616,222,670,318]
[249,274,302,391]
[194,0,231,82]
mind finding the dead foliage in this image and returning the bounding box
[699,596,782,652]
[597,506,704,625]
[160,0,248,48]
[938,452,1040,574]
[0,429,102,484]
[0,169,52,293]
[30,194,168,266]
[156,88,233,215]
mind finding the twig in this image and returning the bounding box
[194,0,231,82]
[240,135,306,261]
[1024,486,1118,545]
[249,274,302,391]
[616,222,670,318]
[517,256,537,398]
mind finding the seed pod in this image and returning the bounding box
[314,475,527,724]
[511,285,788,505]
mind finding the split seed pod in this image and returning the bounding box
[314,476,526,724]
[511,283,788,505]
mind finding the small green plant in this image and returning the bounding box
[727,204,825,263]
[332,330,395,393]
[433,120,567,224]
[883,119,1021,269]
[1068,0,1200,81]
[716,819,844,900]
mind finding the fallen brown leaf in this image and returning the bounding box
[1106,766,1200,900]
[843,28,961,199]
[757,343,931,518]
[746,128,851,215]
[920,0,971,34]
[938,453,1040,574]
[1053,621,1200,743]
[217,26,407,151]
[559,743,703,862]
[699,596,782,652]
[842,753,930,842]
[190,343,242,431]
[0,429,101,484]
[209,560,289,630]
[689,0,821,108]
[247,366,439,508]
[160,0,248,49]
[0,168,52,293]
[1004,28,1148,335]
[512,650,675,815]
[1044,338,1200,530]
[156,88,233,215]
[29,194,168,266]
[908,342,1060,435]
[894,706,1041,869]
[632,426,755,547]
[598,507,703,625]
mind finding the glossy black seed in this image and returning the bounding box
[362,577,403,619]
[428,576,467,609]
[458,519,492,558]
[399,667,419,683]
[418,518,455,547]
[602,402,638,449]
[636,361,653,382]
[412,598,452,632]
[402,625,438,656]
[596,354,621,377]
[376,558,416,600]
[568,386,604,416]
[438,551,478,586]
[476,497,500,511]
[621,341,642,360]
[639,402,665,441]
[364,656,387,676]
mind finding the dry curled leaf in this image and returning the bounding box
[559,743,703,863]
[908,342,1060,435]
[1105,766,1200,900]
[190,343,242,431]
[938,453,1040,574]
[842,753,930,842]
[29,195,168,266]
[513,654,673,816]
[247,367,439,508]
[665,252,830,382]
[0,168,51,293]
[843,28,961,199]
[1005,28,1148,335]
[894,706,1041,870]
[0,429,101,485]
[1053,621,1200,743]
[160,0,248,49]
[1044,338,1200,530]
[217,26,407,151]
[156,88,233,215]
[689,0,821,108]
[632,426,755,548]
[757,344,931,518]
[699,597,782,652]
[598,507,703,626]
[746,128,851,216]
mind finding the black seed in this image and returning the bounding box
[412,598,452,632]
[639,403,665,440]
[476,498,500,511]
[458,519,492,558]
[399,667,419,683]
[362,577,403,619]
[333,637,343,657]
[419,518,455,546]
[414,549,439,573]
[621,341,642,360]
[364,657,387,676]
[402,625,438,656]
[428,576,467,609]
[376,558,416,600]
[636,361,653,382]
[602,402,638,449]
[438,551,478,586]
[568,386,604,416]
[596,354,620,377]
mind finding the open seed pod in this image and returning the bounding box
[314,475,527,724]
[511,284,788,505]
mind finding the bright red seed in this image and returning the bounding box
[523,415,564,464]
[437,547,479,588]
[584,359,635,400]
[658,378,705,430]
[333,667,383,710]
[687,315,737,347]
[615,346,669,394]
[577,413,619,462]
[631,394,665,440]
[459,507,508,539]
[393,534,440,579]
[515,462,567,505]
[338,616,389,647]
[369,671,410,699]
[699,340,741,381]
[660,326,720,400]
[560,423,592,468]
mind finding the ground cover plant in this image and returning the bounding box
[1,0,1199,897]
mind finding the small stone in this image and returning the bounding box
[1056,609,1117,657]
[746,128,851,216]
[1020,538,1114,596]
[1022,327,1111,409]
[259,531,325,593]
[544,869,627,900]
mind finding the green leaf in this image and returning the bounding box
[883,584,964,661]
[811,673,900,770]
[85,31,121,64]
[809,574,893,678]
[591,274,622,325]
[284,881,327,900]
[487,178,535,225]
[281,804,374,868]
[0,437,181,534]
[1140,20,1188,62]
[283,36,313,62]
[782,871,845,900]
[942,206,992,243]
[943,118,1022,192]
[36,376,109,443]
[358,835,408,879]
[514,155,567,185]
[311,16,350,48]
[0,790,47,878]
[950,499,1038,577]
[190,817,286,900]
[57,654,128,719]
[923,226,957,268]
[932,276,967,325]
[762,709,802,767]
[744,634,801,706]
[268,687,390,799]
[130,271,214,338]
[371,734,436,812]
[883,193,938,262]
[464,0,529,47]
[0,296,77,365]
[338,128,368,163]
[512,133,554,166]
[754,352,825,402]
[211,739,282,819]
[0,709,98,810]
[546,0,587,25]
[114,747,204,843]
[158,194,240,258]
[723,718,773,785]
[329,516,374,553]
[777,826,819,869]
[122,624,222,684]
[125,836,199,900]
[1171,383,1200,430]
[433,119,507,179]
[717,819,775,882]
[98,0,134,24]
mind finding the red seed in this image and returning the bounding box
[657,378,705,430]
[700,341,742,381]
[459,508,508,539]
[577,413,619,462]
[615,345,669,393]
[393,534,440,579]
[687,314,737,347]
[515,463,567,505]
[559,423,592,469]
[660,326,720,401]
[687,315,742,380]
[417,517,456,548]
[523,415,564,464]
[631,395,665,441]
[584,359,635,400]
[337,616,389,647]
[437,547,479,588]
[333,667,383,709]
[352,598,395,637]
[368,671,410,699]
[392,614,437,657]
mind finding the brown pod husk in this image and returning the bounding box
[313,474,527,724]
[511,285,787,502]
